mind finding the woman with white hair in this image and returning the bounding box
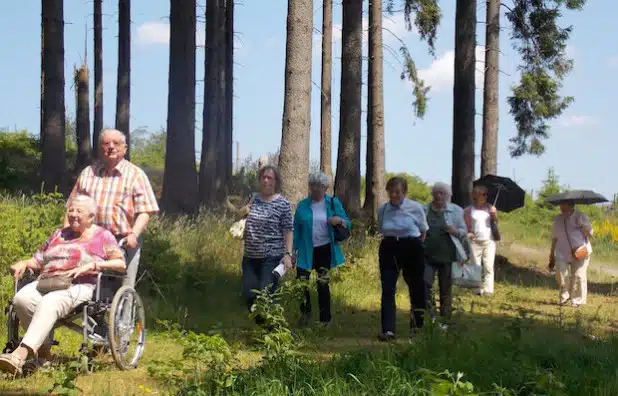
[293,172,350,327]
[0,195,126,375]
[423,182,468,326]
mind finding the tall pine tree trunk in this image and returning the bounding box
[41,0,66,193]
[451,0,476,207]
[224,0,234,183]
[162,0,199,214]
[334,0,362,216]
[320,0,333,193]
[200,0,225,206]
[481,0,499,176]
[115,0,131,158]
[364,0,385,222]
[74,63,91,174]
[40,28,44,142]
[278,0,313,207]
[93,0,103,157]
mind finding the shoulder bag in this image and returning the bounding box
[330,197,350,242]
[564,215,589,261]
[37,273,73,294]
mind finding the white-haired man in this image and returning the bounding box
[66,128,159,288]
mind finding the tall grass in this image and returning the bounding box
[1,194,618,394]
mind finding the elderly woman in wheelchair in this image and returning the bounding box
[0,195,142,376]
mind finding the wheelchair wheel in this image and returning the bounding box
[108,286,146,370]
[3,305,20,353]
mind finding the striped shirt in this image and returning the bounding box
[68,160,160,237]
[244,195,293,259]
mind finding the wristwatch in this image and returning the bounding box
[285,251,293,257]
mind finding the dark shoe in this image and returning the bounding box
[378,331,396,342]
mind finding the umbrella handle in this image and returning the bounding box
[493,185,502,207]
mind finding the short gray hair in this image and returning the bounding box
[68,194,97,217]
[99,128,127,146]
[432,182,452,197]
[308,172,330,187]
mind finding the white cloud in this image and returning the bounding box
[416,46,485,92]
[136,21,171,45]
[607,55,618,69]
[136,21,246,56]
[559,115,599,128]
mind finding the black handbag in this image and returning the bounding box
[490,219,501,241]
[330,197,350,242]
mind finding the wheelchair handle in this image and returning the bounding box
[14,268,35,294]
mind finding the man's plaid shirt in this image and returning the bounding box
[68,159,160,237]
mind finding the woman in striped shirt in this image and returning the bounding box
[242,165,294,325]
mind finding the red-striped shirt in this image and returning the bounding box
[68,160,159,237]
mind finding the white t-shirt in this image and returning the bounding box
[311,199,330,247]
[470,206,493,241]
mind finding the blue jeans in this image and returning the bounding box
[242,256,282,313]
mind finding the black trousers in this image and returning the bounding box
[379,237,426,333]
[297,244,332,323]
[424,261,453,320]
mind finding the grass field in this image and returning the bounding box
[1,213,618,394]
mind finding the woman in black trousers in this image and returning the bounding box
[377,177,429,341]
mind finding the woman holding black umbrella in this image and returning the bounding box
[546,191,604,307]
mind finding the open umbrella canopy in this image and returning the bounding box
[544,190,608,205]
[473,174,526,212]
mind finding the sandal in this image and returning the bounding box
[0,353,25,376]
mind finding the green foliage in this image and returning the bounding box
[148,320,237,394]
[131,127,166,170]
[386,0,441,118]
[387,171,432,203]
[0,131,41,193]
[45,361,83,396]
[537,167,564,203]
[506,0,585,157]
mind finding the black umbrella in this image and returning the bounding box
[473,174,526,212]
[544,190,608,205]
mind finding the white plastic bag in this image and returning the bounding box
[452,261,482,288]
[229,219,246,240]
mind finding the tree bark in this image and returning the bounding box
[334,0,363,216]
[320,0,333,193]
[162,0,199,214]
[41,0,66,194]
[481,0,499,177]
[451,0,477,207]
[74,64,91,174]
[93,0,103,157]
[199,0,225,206]
[115,0,131,158]
[278,0,313,207]
[364,0,386,222]
[224,0,234,182]
[40,27,44,143]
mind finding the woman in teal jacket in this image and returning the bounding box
[293,172,351,327]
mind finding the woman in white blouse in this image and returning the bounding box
[464,185,498,296]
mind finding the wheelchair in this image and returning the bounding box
[3,266,146,371]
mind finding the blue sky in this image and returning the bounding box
[0,1,616,199]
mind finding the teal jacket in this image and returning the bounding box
[293,195,351,271]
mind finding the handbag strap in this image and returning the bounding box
[563,213,588,257]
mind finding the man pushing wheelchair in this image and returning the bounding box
[1,128,159,376]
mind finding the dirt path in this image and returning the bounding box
[504,242,618,278]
